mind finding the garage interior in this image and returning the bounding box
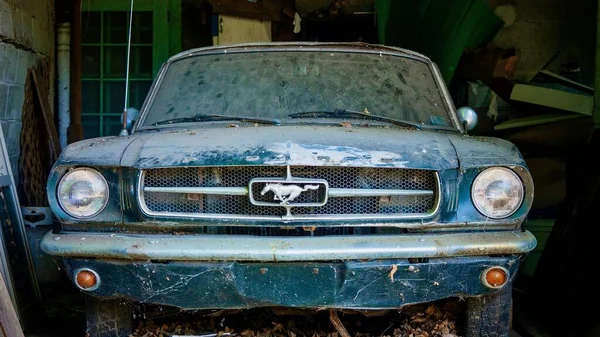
[0,0,599,336]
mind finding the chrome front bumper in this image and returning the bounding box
[41,230,536,261]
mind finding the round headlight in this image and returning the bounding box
[471,167,524,219]
[57,168,109,218]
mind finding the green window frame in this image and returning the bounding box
[80,0,181,138]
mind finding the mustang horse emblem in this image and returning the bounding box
[260,183,320,204]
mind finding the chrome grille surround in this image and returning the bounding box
[139,166,440,221]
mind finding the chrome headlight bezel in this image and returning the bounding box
[471,167,524,219]
[57,167,110,219]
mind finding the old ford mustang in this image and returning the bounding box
[41,42,536,337]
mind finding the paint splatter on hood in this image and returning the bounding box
[57,125,523,170]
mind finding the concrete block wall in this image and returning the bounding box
[489,0,597,83]
[0,0,55,179]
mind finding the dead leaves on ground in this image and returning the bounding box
[130,303,461,337]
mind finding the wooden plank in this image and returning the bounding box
[510,83,593,116]
[0,271,25,337]
[297,0,374,14]
[209,0,285,22]
[216,15,272,45]
[494,113,586,130]
[539,69,594,94]
[0,106,42,308]
[31,69,61,160]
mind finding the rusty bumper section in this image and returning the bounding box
[41,230,536,261]
[63,256,520,309]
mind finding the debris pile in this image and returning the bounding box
[131,301,462,337]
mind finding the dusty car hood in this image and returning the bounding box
[119,126,459,170]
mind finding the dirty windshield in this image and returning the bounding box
[142,51,455,129]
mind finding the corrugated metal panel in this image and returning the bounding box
[376,0,503,83]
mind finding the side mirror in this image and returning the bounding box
[457,106,478,132]
[121,107,139,133]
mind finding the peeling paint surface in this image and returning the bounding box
[129,126,459,169]
[448,135,526,168]
[58,135,139,166]
[63,256,520,309]
[56,126,523,171]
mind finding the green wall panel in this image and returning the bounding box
[376,0,503,83]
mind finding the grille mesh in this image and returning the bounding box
[141,166,437,218]
[211,226,383,236]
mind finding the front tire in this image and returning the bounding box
[465,287,512,337]
[85,295,133,337]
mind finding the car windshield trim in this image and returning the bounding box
[152,114,282,126]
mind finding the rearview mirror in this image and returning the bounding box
[121,107,139,133]
[457,106,478,132]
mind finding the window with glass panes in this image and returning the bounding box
[81,11,156,138]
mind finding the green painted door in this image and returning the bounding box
[80,0,180,138]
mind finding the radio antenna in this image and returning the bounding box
[119,0,135,136]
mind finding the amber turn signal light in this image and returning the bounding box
[481,267,509,289]
[75,269,100,291]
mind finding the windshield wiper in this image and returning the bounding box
[287,109,421,129]
[152,114,281,126]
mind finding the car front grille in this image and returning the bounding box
[204,226,388,236]
[139,166,439,221]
